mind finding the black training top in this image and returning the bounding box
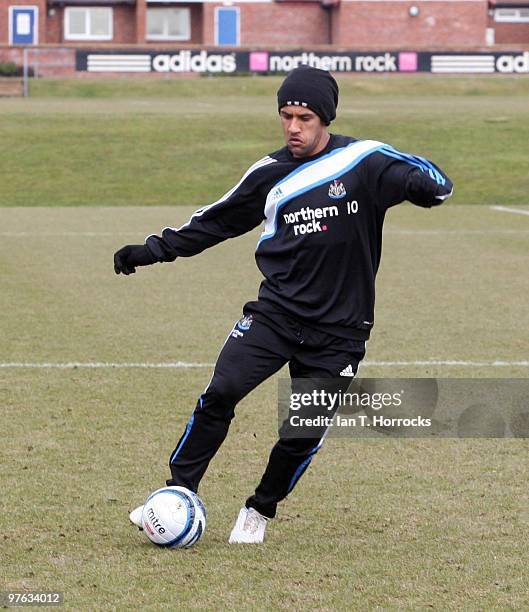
[145,134,453,340]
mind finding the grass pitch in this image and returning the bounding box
[1,77,528,610]
[0,76,528,207]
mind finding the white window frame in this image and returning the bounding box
[494,8,529,23]
[146,7,191,41]
[64,6,113,41]
[8,6,39,45]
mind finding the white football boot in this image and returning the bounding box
[129,505,144,530]
[228,507,268,544]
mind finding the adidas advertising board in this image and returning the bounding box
[76,50,529,75]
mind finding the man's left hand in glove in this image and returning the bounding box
[114,244,158,275]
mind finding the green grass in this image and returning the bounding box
[1,204,528,609]
[0,76,528,206]
[1,76,528,610]
[27,74,529,99]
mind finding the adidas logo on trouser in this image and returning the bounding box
[339,364,355,377]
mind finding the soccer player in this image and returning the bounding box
[115,66,453,544]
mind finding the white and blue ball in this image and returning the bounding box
[141,486,206,548]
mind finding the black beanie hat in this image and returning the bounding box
[277,65,339,126]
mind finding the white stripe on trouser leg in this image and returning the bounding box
[173,322,239,465]
[286,426,331,493]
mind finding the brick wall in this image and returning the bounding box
[333,0,489,48]
[1,0,527,49]
[135,0,144,42]
[0,47,23,63]
[491,22,529,44]
[202,2,329,46]
[240,2,330,46]
[46,7,62,44]
[113,5,137,44]
[202,3,216,45]
[0,46,75,75]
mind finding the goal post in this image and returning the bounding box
[22,47,76,97]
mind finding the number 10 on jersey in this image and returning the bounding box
[346,200,359,214]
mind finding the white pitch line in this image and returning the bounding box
[0,360,527,369]
[0,361,215,369]
[364,360,529,367]
[0,232,144,237]
[491,205,529,217]
[1,230,529,237]
[385,229,529,235]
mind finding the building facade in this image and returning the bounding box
[1,0,528,49]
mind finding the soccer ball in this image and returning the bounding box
[141,486,206,548]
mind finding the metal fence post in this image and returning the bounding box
[23,47,29,97]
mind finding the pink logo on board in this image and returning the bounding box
[249,52,269,72]
[398,52,418,72]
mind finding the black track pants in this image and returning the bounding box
[167,304,366,518]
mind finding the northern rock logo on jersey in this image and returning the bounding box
[282,198,360,236]
[282,205,338,235]
[328,179,347,199]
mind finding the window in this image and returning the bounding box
[64,7,113,40]
[146,8,190,41]
[494,8,529,22]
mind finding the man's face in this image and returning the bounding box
[279,106,329,159]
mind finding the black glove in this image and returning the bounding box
[114,244,157,275]
[406,168,453,208]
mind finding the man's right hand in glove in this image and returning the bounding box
[114,244,158,275]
